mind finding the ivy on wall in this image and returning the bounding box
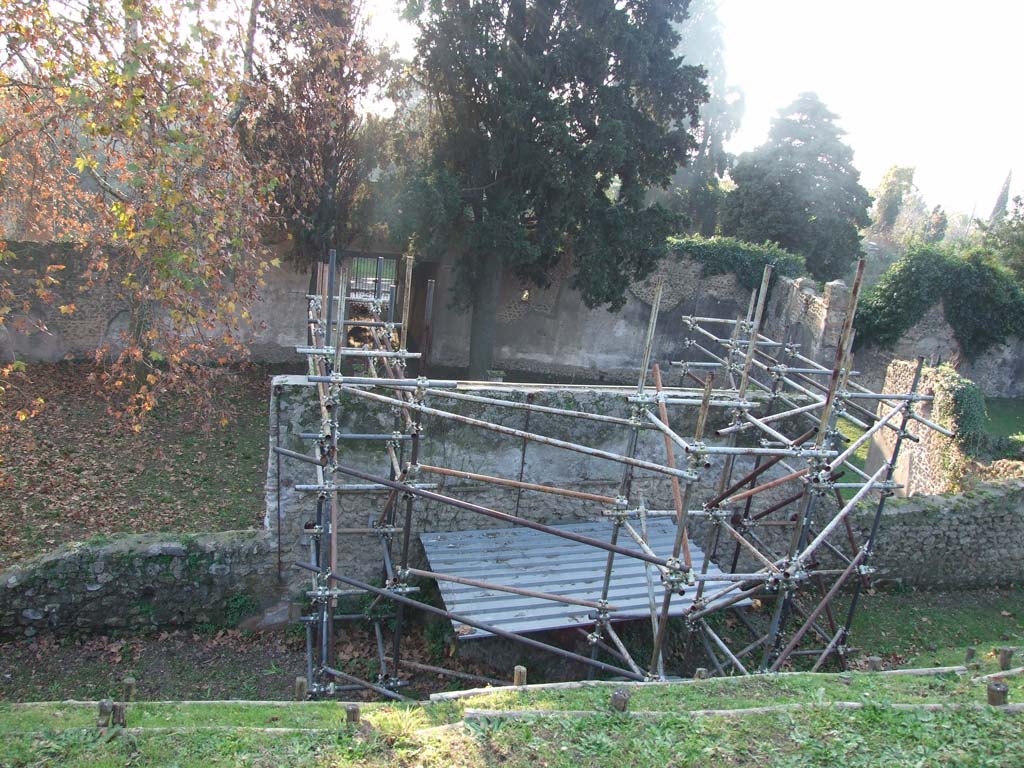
[854,245,1024,360]
[666,236,807,293]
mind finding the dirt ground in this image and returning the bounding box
[0,623,508,702]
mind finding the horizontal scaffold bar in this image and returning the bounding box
[340,386,699,482]
[297,347,420,359]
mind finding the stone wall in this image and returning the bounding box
[1,240,307,365]
[865,360,965,497]
[427,249,849,382]
[716,481,1024,589]
[862,481,1024,588]
[3,240,847,384]
[853,301,1024,398]
[0,530,279,640]
[8,239,1024,398]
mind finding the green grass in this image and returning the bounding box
[847,587,1023,669]
[983,397,1024,446]
[0,673,1021,767]
[836,417,869,473]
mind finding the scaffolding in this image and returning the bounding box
[276,253,953,698]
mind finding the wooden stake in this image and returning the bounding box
[513,665,528,686]
[96,699,113,728]
[295,677,309,701]
[122,676,136,702]
[867,656,883,672]
[111,702,127,728]
[999,647,1015,671]
[988,681,1009,707]
[964,647,976,665]
[346,704,361,725]
[610,688,630,713]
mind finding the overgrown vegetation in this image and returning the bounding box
[854,244,1024,359]
[667,235,806,292]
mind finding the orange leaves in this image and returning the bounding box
[58,303,76,315]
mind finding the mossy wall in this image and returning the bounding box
[0,531,278,640]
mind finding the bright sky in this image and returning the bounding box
[366,0,1024,216]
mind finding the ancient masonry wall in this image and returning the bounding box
[865,360,966,497]
[0,531,280,640]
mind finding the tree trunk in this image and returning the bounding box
[468,248,501,379]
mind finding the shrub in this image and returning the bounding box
[855,244,1024,359]
[666,235,807,293]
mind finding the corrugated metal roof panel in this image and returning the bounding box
[420,519,743,639]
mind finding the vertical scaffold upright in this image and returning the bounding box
[276,257,953,698]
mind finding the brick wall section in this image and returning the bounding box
[0,530,280,640]
[1,241,129,362]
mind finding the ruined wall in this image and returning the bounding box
[0,531,279,640]
[428,250,849,382]
[865,360,965,497]
[714,481,1024,589]
[9,239,1024,397]
[853,302,1024,398]
[1,240,308,365]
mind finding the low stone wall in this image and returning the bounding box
[865,481,1024,587]
[0,530,279,640]
[710,480,1024,589]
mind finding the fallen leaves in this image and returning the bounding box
[0,363,269,567]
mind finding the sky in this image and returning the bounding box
[365,0,1024,216]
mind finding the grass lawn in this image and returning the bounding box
[0,671,1021,767]
[983,397,1024,450]
[836,417,869,473]
[0,363,274,568]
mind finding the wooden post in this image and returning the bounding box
[295,676,309,701]
[96,699,113,728]
[513,665,528,687]
[610,688,630,713]
[694,667,709,680]
[111,702,127,728]
[122,676,136,702]
[964,647,976,665]
[988,681,1009,707]
[999,647,1015,671]
[867,656,883,672]
[346,704,361,725]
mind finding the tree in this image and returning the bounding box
[237,0,386,267]
[921,204,948,244]
[0,0,269,424]
[402,0,708,376]
[721,93,872,281]
[872,165,915,234]
[988,170,1013,225]
[663,0,744,235]
[984,195,1024,282]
